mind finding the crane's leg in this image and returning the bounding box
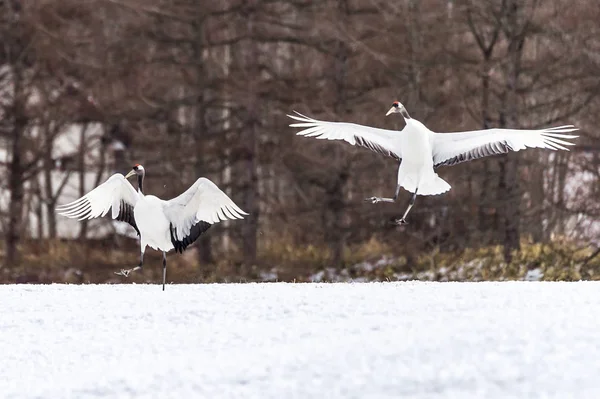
[365,184,402,204]
[394,189,418,225]
[162,251,167,291]
[115,249,144,277]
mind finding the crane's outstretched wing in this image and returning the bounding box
[56,174,141,235]
[432,125,578,167]
[162,178,247,253]
[288,111,403,160]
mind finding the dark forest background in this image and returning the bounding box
[1,0,599,284]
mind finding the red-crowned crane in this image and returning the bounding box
[289,101,578,224]
[57,164,247,290]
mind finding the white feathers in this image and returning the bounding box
[288,108,579,199]
[289,111,579,168]
[432,125,579,167]
[56,174,139,221]
[288,111,403,160]
[162,177,248,242]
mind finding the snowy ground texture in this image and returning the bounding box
[2,282,600,399]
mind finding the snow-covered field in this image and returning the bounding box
[2,282,600,399]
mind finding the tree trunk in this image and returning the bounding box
[529,159,545,243]
[478,58,494,240]
[554,153,568,236]
[32,174,44,240]
[325,0,351,268]
[3,2,27,270]
[220,43,233,255]
[5,113,26,268]
[501,0,524,263]
[43,127,57,239]
[240,3,259,266]
[77,124,89,240]
[501,153,521,263]
[465,2,503,244]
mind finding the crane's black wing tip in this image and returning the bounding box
[169,221,212,253]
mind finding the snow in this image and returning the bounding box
[2,282,600,399]
[524,267,544,281]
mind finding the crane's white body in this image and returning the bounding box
[397,118,450,195]
[288,107,578,198]
[134,195,174,252]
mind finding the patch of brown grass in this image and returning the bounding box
[1,235,597,284]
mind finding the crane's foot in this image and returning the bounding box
[393,218,408,225]
[365,196,383,204]
[114,266,141,277]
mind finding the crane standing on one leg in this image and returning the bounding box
[57,164,247,290]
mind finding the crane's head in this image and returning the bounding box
[385,101,411,119]
[125,164,145,179]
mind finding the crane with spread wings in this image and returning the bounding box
[57,164,247,290]
[289,101,578,225]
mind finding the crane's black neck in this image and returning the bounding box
[137,172,144,194]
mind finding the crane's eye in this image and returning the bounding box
[133,165,138,170]
[393,102,399,108]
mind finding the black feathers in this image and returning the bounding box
[434,141,513,168]
[116,200,139,235]
[354,135,401,161]
[169,221,211,254]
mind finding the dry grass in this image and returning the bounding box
[0,235,598,284]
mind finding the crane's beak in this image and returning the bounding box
[125,170,136,179]
[385,106,396,116]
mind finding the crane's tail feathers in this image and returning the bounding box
[418,175,452,196]
[399,172,451,196]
